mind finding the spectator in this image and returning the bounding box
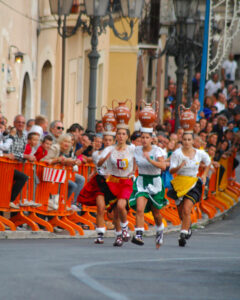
[207,132,218,147]
[213,115,228,143]
[68,123,84,153]
[205,73,221,97]
[25,119,35,133]
[192,72,201,97]
[41,133,85,209]
[76,133,93,158]
[34,135,53,161]
[205,122,213,134]
[95,121,104,136]
[193,122,201,135]
[49,120,64,143]
[221,53,238,86]
[24,132,40,157]
[215,93,227,113]
[3,115,30,209]
[199,118,207,131]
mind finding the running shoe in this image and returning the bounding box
[131,235,144,246]
[122,228,130,242]
[113,235,123,247]
[156,230,163,249]
[94,236,104,244]
[178,232,187,247]
[186,226,192,240]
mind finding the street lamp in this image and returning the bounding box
[49,0,144,131]
[162,0,200,131]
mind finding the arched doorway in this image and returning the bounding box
[41,60,52,120]
[21,73,31,119]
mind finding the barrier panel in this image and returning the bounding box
[0,154,239,235]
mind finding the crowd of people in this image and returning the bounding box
[0,53,239,247]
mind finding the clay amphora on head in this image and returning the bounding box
[101,106,117,132]
[112,99,132,125]
[138,100,158,128]
[178,104,197,132]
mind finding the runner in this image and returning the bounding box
[167,132,211,247]
[77,133,116,244]
[129,128,167,248]
[99,127,135,247]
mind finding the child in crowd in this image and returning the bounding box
[24,132,40,156]
[34,135,53,161]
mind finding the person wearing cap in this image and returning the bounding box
[77,132,116,244]
[98,125,135,247]
[129,126,167,248]
[167,131,211,247]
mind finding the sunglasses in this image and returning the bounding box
[57,126,64,130]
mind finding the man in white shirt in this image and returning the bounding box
[205,73,222,97]
[221,53,238,86]
[215,92,227,113]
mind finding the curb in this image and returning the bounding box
[1,201,239,240]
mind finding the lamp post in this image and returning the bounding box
[49,0,144,131]
[172,0,200,131]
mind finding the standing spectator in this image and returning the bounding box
[215,93,227,113]
[192,72,201,97]
[205,73,221,97]
[67,123,84,154]
[49,120,64,143]
[221,54,238,86]
[34,135,53,161]
[29,115,48,139]
[213,115,228,143]
[25,119,35,134]
[24,132,40,156]
[95,121,104,136]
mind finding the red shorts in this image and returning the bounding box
[107,176,133,200]
[77,175,103,206]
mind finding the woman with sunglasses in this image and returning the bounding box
[99,127,135,247]
[167,132,211,247]
[129,128,167,248]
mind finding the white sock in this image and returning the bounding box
[156,223,164,232]
[115,230,122,236]
[135,227,144,233]
[180,230,188,235]
[120,221,128,228]
[96,227,106,234]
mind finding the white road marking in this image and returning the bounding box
[71,256,240,300]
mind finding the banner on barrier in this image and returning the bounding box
[42,167,66,183]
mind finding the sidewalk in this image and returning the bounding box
[1,201,238,240]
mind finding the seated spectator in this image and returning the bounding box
[34,135,53,161]
[24,132,40,157]
[3,115,31,209]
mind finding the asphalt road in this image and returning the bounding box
[1,202,240,300]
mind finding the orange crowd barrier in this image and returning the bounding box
[0,154,239,235]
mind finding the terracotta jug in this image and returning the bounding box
[112,99,132,125]
[101,106,117,132]
[178,104,196,131]
[138,100,158,128]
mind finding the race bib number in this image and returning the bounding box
[117,158,128,170]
